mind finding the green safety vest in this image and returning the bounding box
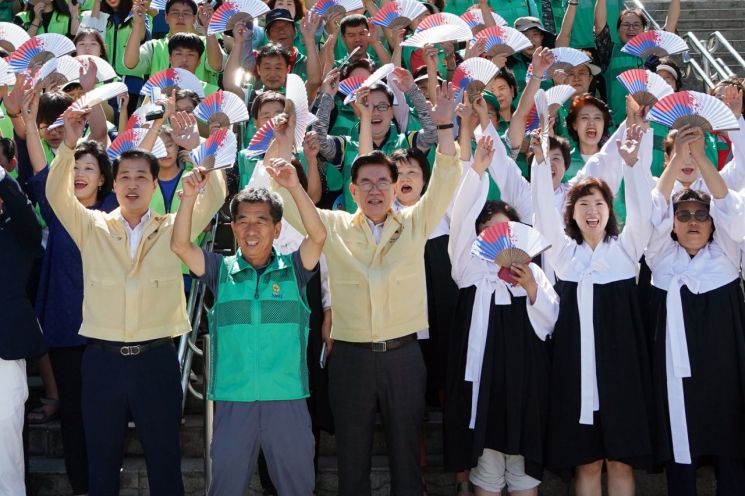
[106,16,148,78]
[604,45,643,126]
[208,249,311,402]
[145,36,221,86]
[16,11,72,35]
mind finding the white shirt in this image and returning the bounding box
[531,142,655,426]
[120,210,151,259]
[450,167,560,428]
[645,188,744,464]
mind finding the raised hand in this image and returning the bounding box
[455,101,478,133]
[170,111,200,151]
[197,3,214,29]
[21,87,39,125]
[473,135,495,174]
[321,68,340,96]
[62,106,91,149]
[617,123,645,166]
[719,83,744,118]
[180,167,209,199]
[79,57,98,92]
[32,1,45,23]
[464,38,486,59]
[625,95,650,131]
[423,43,438,67]
[265,157,300,190]
[510,263,537,297]
[491,52,508,69]
[430,81,455,126]
[232,21,249,44]
[391,67,414,92]
[5,73,31,115]
[272,113,294,147]
[352,86,372,119]
[531,47,554,78]
[529,129,546,164]
[300,11,321,38]
[325,11,343,35]
[303,131,320,158]
[131,0,147,26]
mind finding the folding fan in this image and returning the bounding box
[524,85,575,133]
[471,222,550,284]
[647,90,740,132]
[76,55,117,82]
[452,57,498,103]
[72,82,128,110]
[150,0,166,10]
[33,55,80,90]
[460,9,507,30]
[414,12,469,33]
[140,68,205,99]
[190,128,238,170]
[126,103,161,130]
[400,24,474,47]
[107,128,168,161]
[338,75,366,97]
[245,118,276,156]
[310,0,363,19]
[616,68,674,107]
[547,47,590,78]
[7,33,75,73]
[474,25,531,57]
[0,22,29,53]
[194,90,249,127]
[47,114,64,130]
[621,30,688,59]
[371,0,427,29]
[207,0,270,35]
[285,73,316,149]
[535,89,550,161]
[343,63,394,104]
[0,57,16,86]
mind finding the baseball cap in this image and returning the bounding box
[265,9,295,30]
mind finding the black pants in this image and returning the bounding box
[667,458,745,496]
[81,343,184,496]
[328,340,426,496]
[49,346,87,495]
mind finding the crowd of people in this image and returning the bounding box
[2,0,745,494]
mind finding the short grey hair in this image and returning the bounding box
[229,187,284,223]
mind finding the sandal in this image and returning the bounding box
[26,397,60,424]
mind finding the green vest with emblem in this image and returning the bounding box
[107,18,148,78]
[340,127,410,213]
[208,249,311,402]
[16,11,71,35]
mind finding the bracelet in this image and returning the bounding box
[437,123,454,130]
[31,23,40,28]
[568,0,579,5]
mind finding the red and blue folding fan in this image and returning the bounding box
[647,90,740,132]
[338,76,366,97]
[207,0,270,35]
[310,0,363,18]
[194,90,250,127]
[140,68,205,100]
[474,25,531,57]
[371,0,426,29]
[452,57,498,103]
[342,63,394,104]
[107,128,168,161]
[616,68,674,107]
[460,9,506,30]
[190,128,238,170]
[471,222,550,284]
[621,30,688,59]
[7,33,75,73]
[547,47,590,78]
[245,118,276,157]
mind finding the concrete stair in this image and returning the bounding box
[642,0,745,81]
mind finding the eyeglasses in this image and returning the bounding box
[169,10,194,18]
[674,209,710,223]
[620,22,643,30]
[371,103,391,113]
[356,180,392,192]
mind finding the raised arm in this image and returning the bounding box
[353,87,373,156]
[266,157,326,270]
[663,0,681,33]
[368,24,392,65]
[594,0,607,35]
[302,132,323,204]
[530,132,569,261]
[397,70,438,152]
[507,47,553,150]
[20,90,48,175]
[222,21,250,98]
[693,129,728,199]
[313,69,345,164]
[656,127,696,201]
[124,1,148,70]
[301,12,323,93]
[170,168,211,276]
[555,0,579,47]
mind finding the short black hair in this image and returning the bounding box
[340,14,369,36]
[76,140,114,201]
[166,0,197,15]
[527,136,571,173]
[391,147,431,185]
[230,187,284,223]
[341,58,375,79]
[475,201,521,233]
[493,68,518,98]
[250,91,286,120]
[256,43,291,67]
[113,150,160,180]
[351,150,398,183]
[0,137,15,162]
[168,32,205,57]
[38,92,73,127]
[616,9,648,31]
[175,88,201,109]
[368,82,394,105]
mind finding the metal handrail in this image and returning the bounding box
[707,31,745,75]
[625,0,662,31]
[203,333,214,493]
[684,32,731,88]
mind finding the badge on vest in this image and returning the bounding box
[272,283,281,298]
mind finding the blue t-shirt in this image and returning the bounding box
[158,172,182,212]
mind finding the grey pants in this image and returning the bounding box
[329,339,427,496]
[208,399,315,496]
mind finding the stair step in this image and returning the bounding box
[27,455,719,496]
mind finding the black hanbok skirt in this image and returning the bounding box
[545,277,654,470]
[444,285,551,481]
[648,279,745,463]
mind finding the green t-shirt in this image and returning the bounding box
[131,35,224,86]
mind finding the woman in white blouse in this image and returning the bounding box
[531,124,655,495]
[645,126,745,495]
[445,136,559,496]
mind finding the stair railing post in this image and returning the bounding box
[203,333,213,495]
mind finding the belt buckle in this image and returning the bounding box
[371,341,387,352]
[120,345,141,356]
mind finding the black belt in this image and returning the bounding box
[87,338,173,356]
[345,333,417,352]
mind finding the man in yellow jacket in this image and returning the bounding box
[273,82,460,495]
[46,107,226,495]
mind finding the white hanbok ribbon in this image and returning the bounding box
[465,280,511,429]
[578,259,608,425]
[665,272,698,464]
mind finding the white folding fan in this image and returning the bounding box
[647,90,740,132]
[474,25,532,57]
[0,22,29,52]
[401,24,473,47]
[76,55,118,82]
[547,47,590,78]
[621,30,688,59]
[310,0,363,19]
[460,9,507,30]
[140,68,205,99]
[616,68,674,107]
[452,57,498,103]
[107,128,168,161]
[371,0,427,30]
[471,222,551,284]
[343,63,394,104]
[72,81,128,110]
[286,73,316,149]
[190,128,238,170]
[208,0,271,35]
[194,90,250,127]
[33,55,80,89]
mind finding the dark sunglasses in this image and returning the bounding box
[674,209,710,223]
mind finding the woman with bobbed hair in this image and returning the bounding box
[645,125,745,495]
[530,124,655,496]
[563,94,613,180]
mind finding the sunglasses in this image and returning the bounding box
[674,209,710,223]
